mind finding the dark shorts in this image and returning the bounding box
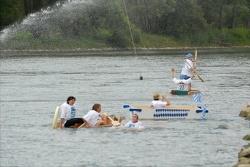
[180,74,190,80]
[64,118,84,127]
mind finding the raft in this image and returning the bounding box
[123,105,208,120]
[52,106,125,129]
[170,90,200,95]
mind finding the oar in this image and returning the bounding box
[193,49,202,81]
[196,72,204,82]
[186,60,204,82]
[78,123,86,128]
[194,49,197,68]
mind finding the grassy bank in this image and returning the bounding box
[1,28,250,50]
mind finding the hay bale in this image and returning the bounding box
[239,104,250,117]
[238,148,250,158]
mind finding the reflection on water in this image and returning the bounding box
[0,50,249,167]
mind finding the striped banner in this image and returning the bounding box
[193,93,202,103]
[201,104,206,119]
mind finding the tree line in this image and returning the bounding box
[0,0,58,30]
[125,0,250,37]
[0,0,249,49]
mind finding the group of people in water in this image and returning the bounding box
[58,96,144,129]
[58,53,196,129]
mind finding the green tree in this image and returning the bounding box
[124,0,176,34]
[0,0,58,30]
[0,0,25,29]
[163,0,207,38]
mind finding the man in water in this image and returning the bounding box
[125,114,144,129]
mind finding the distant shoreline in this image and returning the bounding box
[1,46,250,52]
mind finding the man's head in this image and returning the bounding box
[131,114,139,123]
[153,92,160,100]
[92,103,101,113]
[186,53,193,59]
[67,96,76,105]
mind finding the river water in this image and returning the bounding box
[0,49,249,167]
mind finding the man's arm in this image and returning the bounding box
[162,94,170,105]
[171,68,175,79]
[59,118,64,128]
[82,117,91,127]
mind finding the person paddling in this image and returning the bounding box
[179,53,196,90]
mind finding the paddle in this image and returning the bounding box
[194,49,197,68]
[78,122,86,128]
[185,60,204,82]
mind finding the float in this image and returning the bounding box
[52,106,125,128]
[170,89,200,95]
[123,104,208,120]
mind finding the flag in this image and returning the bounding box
[201,104,206,119]
[193,93,202,103]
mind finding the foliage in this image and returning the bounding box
[0,0,58,29]
[182,28,250,46]
[0,0,250,50]
[163,0,208,38]
[0,0,25,28]
[140,33,178,48]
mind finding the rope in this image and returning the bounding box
[122,0,137,57]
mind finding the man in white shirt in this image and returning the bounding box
[151,92,170,109]
[179,53,195,90]
[125,114,144,129]
[82,103,108,127]
[172,68,194,91]
[59,96,84,128]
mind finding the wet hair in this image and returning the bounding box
[67,96,76,104]
[133,114,139,119]
[92,103,101,111]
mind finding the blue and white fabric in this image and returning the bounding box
[201,104,206,119]
[193,93,202,103]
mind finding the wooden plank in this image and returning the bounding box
[187,90,200,95]
[170,90,200,95]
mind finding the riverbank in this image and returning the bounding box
[233,103,250,167]
[1,45,250,53]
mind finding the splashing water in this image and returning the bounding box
[0,0,94,44]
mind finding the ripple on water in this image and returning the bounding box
[0,51,249,166]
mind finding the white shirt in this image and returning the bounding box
[181,59,193,77]
[173,77,192,90]
[125,120,144,129]
[83,110,102,127]
[60,102,76,126]
[151,100,167,109]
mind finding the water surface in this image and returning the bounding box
[0,49,249,167]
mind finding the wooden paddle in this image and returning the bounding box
[78,123,86,128]
[185,60,204,82]
[194,49,197,68]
